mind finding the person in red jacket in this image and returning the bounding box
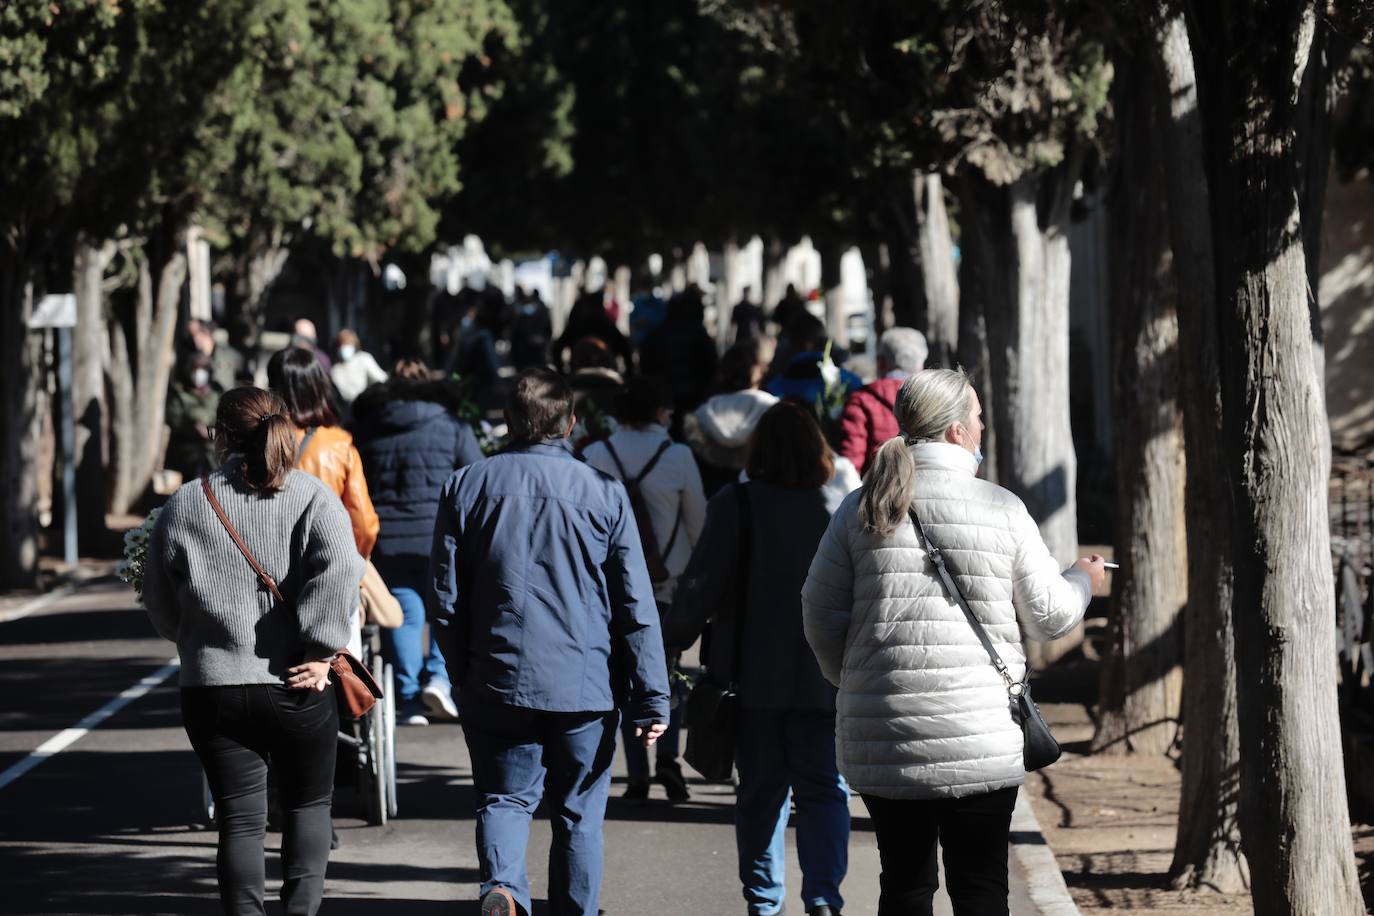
[836,327,928,475]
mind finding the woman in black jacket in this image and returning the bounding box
[668,402,850,916]
[351,360,486,725]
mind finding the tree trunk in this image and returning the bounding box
[859,238,894,339]
[108,237,187,514]
[820,244,846,348]
[720,237,740,349]
[225,230,291,374]
[73,237,114,551]
[1152,10,1247,893]
[762,236,786,309]
[914,172,959,367]
[955,192,1000,487]
[0,254,41,588]
[958,169,1081,668]
[884,205,926,334]
[1188,4,1362,912]
[1293,21,1347,409]
[1092,44,1186,756]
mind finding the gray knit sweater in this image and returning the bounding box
[142,462,366,686]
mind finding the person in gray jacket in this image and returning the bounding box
[670,401,850,916]
[142,387,365,916]
[801,368,1105,916]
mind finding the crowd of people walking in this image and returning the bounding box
[140,283,1106,916]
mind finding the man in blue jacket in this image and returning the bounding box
[430,367,670,916]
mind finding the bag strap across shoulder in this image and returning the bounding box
[201,475,285,605]
[726,482,753,688]
[294,427,317,467]
[908,506,1015,691]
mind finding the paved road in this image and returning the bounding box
[0,583,1039,915]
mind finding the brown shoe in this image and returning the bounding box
[480,887,517,916]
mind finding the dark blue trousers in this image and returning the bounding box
[461,697,618,916]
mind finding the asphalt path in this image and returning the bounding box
[0,583,1040,915]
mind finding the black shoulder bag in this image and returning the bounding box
[908,507,1062,771]
[683,483,752,782]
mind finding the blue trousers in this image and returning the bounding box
[461,697,618,916]
[381,584,450,704]
[735,708,849,916]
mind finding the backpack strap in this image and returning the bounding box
[863,384,896,414]
[631,440,675,485]
[605,437,680,560]
[603,439,631,480]
[661,498,684,559]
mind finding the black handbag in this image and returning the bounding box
[908,508,1062,771]
[683,483,752,782]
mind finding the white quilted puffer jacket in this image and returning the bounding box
[802,441,1091,800]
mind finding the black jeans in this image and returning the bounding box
[182,685,339,916]
[861,786,1019,916]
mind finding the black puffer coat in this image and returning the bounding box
[352,379,485,567]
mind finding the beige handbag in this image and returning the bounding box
[359,559,403,628]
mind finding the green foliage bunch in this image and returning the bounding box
[452,1,1114,263]
[758,0,1114,190]
[198,0,518,260]
[0,1,251,259]
[1,0,517,274]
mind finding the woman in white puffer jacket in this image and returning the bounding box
[801,368,1105,916]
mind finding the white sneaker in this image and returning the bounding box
[422,683,459,722]
[402,712,430,726]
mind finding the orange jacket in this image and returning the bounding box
[294,425,379,559]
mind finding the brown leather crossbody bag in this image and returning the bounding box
[200,476,383,719]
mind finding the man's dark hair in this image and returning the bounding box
[616,376,672,427]
[506,368,575,442]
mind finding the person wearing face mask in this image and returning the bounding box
[801,368,1106,916]
[329,329,389,407]
[165,352,223,480]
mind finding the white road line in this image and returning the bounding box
[0,659,179,792]
[0,585,78,624]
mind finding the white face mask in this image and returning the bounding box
[192,369,210,389]
[973,446,984,468]
[339,345,357,361]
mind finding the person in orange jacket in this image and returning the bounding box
[268,347,380,561]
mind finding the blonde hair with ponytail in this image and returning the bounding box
[858,368,974,535]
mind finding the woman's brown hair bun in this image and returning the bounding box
[214,388,296,492]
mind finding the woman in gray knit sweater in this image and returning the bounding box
[143,387,365,916]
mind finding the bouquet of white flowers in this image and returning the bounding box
[816,340,847,421]
[116,509,160,605]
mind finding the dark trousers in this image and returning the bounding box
[861,786,1019,916]
[182,685,339,916]
[461,696,619,916]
